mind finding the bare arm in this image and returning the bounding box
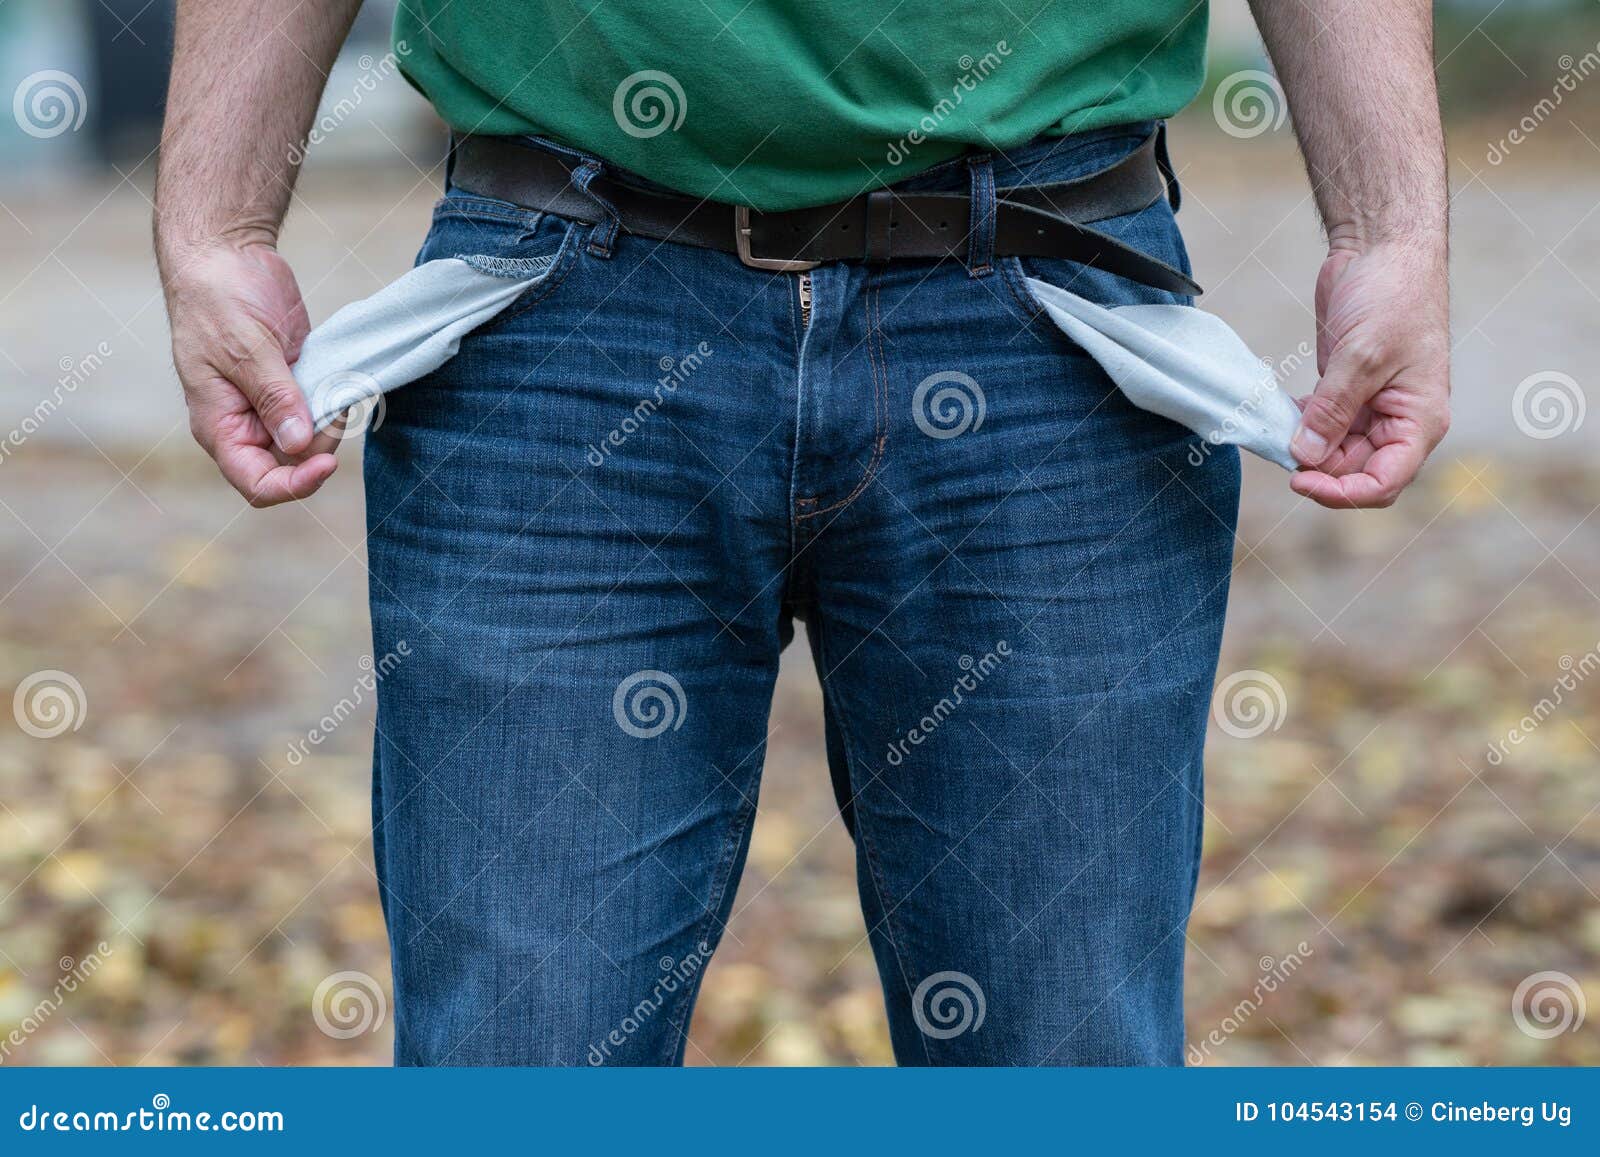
[1248,0,1450,508]
[155,0,362,506]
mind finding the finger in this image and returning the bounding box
[232,341,314,456]
[1311,429,1378,478]
[1289,437,1428,510]
[214,437,338,507]
[1292,340,1388,468]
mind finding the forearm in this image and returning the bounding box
[155,0,360,268]
[1248,0,1446,254]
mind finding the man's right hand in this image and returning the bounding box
[161,241,340,507]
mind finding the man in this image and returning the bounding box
[154,2,1449,1065]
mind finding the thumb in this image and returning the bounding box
[236,342,314,454]
[1292,338,1384,468]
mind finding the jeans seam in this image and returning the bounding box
[658,780,760,1064]
[475,220,587,331]
[811,622,922,1060]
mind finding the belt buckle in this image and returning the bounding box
[735,206,821,272]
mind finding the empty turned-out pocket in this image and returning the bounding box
[291,252,567,433]
[1024,276,1301,470]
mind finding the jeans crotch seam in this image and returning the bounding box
[795,283,887,521]
[658,780,760,1064]
[811,619,926,1062]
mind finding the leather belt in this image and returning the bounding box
[449,127,1200,296]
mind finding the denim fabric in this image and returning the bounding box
[363,122,1241,1066]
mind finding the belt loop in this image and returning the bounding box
[965,153,996,278]
[1155,121,1181,213]
[572,159,620,259]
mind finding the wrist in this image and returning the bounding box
[155,224,278,287]
[1325,216,1447,262]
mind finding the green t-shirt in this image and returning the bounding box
[393,2,1207,211]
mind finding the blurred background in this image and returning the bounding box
[1,0,1598,1066]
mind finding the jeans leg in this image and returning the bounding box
[805,239,1239,1065]
[362,212,795,1065]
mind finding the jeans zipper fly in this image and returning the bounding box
[797,271,812,330]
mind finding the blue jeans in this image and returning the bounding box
[363,122,1240,1066]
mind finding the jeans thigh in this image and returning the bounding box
[361,204,795,1065]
